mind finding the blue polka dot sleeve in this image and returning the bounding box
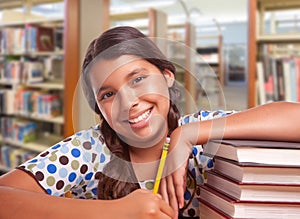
[18,126,111,199]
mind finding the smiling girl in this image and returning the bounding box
[1,26,300,219]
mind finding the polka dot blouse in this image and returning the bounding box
[18,109,236,218]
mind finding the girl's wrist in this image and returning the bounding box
[173,124,199,146]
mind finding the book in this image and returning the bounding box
[256,61,266,104]
[206,170,300,203]
[199,184,300,219]
[204,139,300,166]
[213,156,300,185]
[36,26,54,52]
[44,56,64,81]
[259,53,300,103]
[199,200,233,219]
[25,25,54,52]
[282,58,293,102]
[23,61,44,84]
[1,27,25,53]
[294,57,300,102]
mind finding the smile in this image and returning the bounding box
[129,109,151,124]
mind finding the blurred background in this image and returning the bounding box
[0,0,299,174]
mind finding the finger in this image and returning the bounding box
[173,173,185,209]
[172,164,187,209]
[158,195,175,219]
[160,178,169,205]
[167,175,178,219]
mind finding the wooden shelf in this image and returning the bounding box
[0,50,64,56]
[196,35,224,86]
[13,114,64,124]
[257,34,300,43]
[0,81,64,90]
[1,133,61,152]
[23,81,64,90]
[0,0,63,11]
[0,17,64,27]
[110,11,149,21]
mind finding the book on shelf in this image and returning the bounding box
[0,145,37,170]
[3,58,23,84]
[25,25,54,52]
[213,156,300,185]
[23,61,44,84]
[0,89,16,115]
[199,184,300,219]
[54,26,63,50]
[12,88,62,118]
[256,55,300,104]
[0,117,37,143]
[44,56,64,81]
[0,27,26,54]
[204,139,300,166]
[1,25,55,53]
[206,170,300,203]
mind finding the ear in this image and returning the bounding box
[163,69,175,87]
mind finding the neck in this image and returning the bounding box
[129,135,167,163]
[129,135,168,181]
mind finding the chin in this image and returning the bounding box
[120,125,167,149]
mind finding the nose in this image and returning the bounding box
[116,86,139,111]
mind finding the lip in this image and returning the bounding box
[129,107,152,121]
[128,108,153,129]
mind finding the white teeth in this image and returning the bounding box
[129,110,150,124]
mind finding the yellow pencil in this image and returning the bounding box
[153,138,170,194]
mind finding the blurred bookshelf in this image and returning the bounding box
[0,0,67,173]
[248,0,300,107]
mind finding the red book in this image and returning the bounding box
[213,156,300,185]
[36,26,54,52]
[199,184,300,219]
[199,200,235,219]
[206,170,300,203]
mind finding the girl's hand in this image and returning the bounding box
[160,126,196,218]
[119,189,174,219]
[159,161,187,219]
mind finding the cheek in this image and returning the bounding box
[161,97,171,117]
[138,78,170,102]
[98,102,113,125]
[147,93,170,115]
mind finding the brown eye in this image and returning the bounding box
[132,76,146,85]
[101,91,114,100]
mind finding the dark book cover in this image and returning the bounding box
[36,26,54,52]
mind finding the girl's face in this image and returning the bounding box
[89,55,174,148]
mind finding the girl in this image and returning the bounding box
[1,26,300,219]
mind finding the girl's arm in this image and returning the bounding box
[0,169,174,219]
[193,101,300,144]
[168,102,300,174]
[163,101,300,215]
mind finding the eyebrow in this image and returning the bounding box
[126,67,146,80]
[96,67,147,95]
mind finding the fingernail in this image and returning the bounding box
[179,203,183,209]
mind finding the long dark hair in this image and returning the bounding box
[81,26,181,199]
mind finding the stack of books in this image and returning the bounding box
[199,139,300,219]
